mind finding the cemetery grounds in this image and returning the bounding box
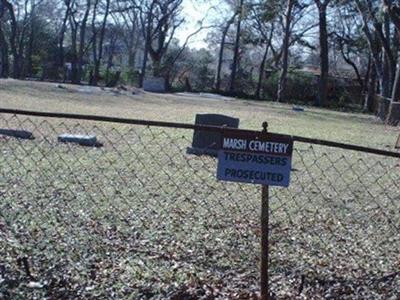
[0,79,400,299]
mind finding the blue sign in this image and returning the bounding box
[217,132,293,187]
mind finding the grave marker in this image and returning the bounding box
[187,114,239,157]
[143,77,166,93]
[58,134,102,147]
[0,129,34,140]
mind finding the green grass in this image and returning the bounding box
[0,80,400,299]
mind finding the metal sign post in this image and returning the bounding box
[261,184,269,300]
[216,121,293,298]
[261,121,269,300]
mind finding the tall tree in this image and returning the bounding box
[314,0,332,106]
[215,13,236,92]
[0,1,9,78]
[277,0,296,102]
[77,0,92,83]
[250,0,278,99]
[229,0,244,93]
[57,0,73,79]
[382,0,400,124]
[1,0,20,78]
[91,0,111,85]
[138,0,183,87]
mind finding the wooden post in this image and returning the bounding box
[261,184,269,300]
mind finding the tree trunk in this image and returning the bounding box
[355,0,384,94]
[315,1,330,107]
[2,0,20,78]
[381,0,400,124]
[373,15,394,97]
[26,24,34,77]
[229,0,244,93]
[152,56,162,77]
[139,42,149,87]
[92,0,110,86]
[0,18,9,78]
[382,52,391,97]
[255,35,272,100]
[128,27,139,76]
[77,0,91,83]
[384,12,393,96]
[339,44,363,88]
[277,0,294,102]
[215,14,235,92]
[58,0,71,78]
[70,21,79,83]
[386,60,400,124]
[25,0,36,78]
[139,14,150,87]
[127,14,139,73]
[364,63,376,113]
[363,56,371,94]
[139,7,153,88]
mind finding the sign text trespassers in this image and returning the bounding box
[217,132,294,187]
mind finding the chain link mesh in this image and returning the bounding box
[0,113,399,299]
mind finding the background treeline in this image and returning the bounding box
[1,0,400,123]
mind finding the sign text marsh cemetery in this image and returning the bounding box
[217,132,293,187]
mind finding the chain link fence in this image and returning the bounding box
[0,112,399,299]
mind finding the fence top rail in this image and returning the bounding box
[1,108,400,158]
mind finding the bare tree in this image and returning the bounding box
[229,0,244,93]
[255,23,274,100]
[314,0,332,106]
[111,0,142,78]
[0,1,9,77]
[382,0,400,124]
[78,0,92,82]
[1,0,20,78]
[277,0,296,102]
[91,0,111,85]
[137,0,183,87]
[215,13,236,92]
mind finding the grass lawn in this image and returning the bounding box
[0,79,399,149]
[0,79,399,299]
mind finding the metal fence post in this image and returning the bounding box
[261,184,270,300]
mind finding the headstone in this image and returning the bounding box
[143,77,166,93]
[292,106,305,112]
[0,129,34,140]
[58,134,102,147]
[187,114,239,157]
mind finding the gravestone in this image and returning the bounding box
[143,77,166,93]
[292,106,305,112]
[187,114,240,157]
[0,129,34,140]
[58,134,102,147]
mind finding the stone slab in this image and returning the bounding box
[58,134,101,147]
[0,129,34,140]
[143,77,166,93]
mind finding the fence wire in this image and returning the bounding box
[0,113,399,300]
